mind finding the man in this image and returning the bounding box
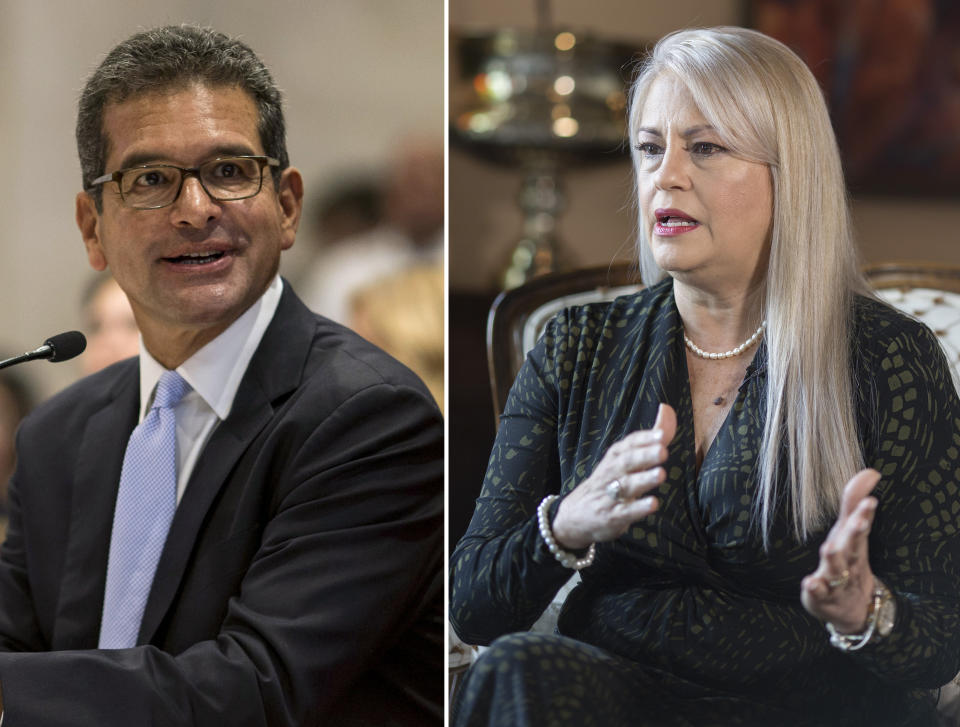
[0,25,443,725]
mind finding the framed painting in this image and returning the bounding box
[751,0,960,196]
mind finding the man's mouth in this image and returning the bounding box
[164,251,227,265]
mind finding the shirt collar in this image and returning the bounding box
[138,276,284,421]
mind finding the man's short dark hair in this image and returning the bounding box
[77,24,288,209]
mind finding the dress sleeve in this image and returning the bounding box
[849,320,960,687]
[450,311,586,645]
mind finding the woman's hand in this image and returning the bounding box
[551,404,677,550]
[801,468,881,633]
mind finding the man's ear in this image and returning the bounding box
[76,192,108,271]
[276,167,304,251]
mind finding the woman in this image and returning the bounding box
[450,27,960,727]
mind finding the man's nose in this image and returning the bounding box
[170,174,221,228]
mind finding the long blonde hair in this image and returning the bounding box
[628,27,874,543]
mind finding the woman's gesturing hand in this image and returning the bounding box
[551,404,677,550]
[801,468,881,633]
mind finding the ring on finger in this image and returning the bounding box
[827,569,850,590]
[606,479,624,503]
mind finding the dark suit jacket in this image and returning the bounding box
[0,285,444,726]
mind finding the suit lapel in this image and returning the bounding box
[138,285,316,644]
[52,363,139,649]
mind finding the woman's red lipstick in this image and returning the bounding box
[653,208,700,236]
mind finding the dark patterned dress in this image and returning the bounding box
[450,279,960,727]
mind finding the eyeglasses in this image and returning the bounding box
[88,155,280,210]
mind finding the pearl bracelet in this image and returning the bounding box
[826,605,877,651]
[825,581,887,651]
[537,495,596,570]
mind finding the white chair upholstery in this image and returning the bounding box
[873,286,960,391]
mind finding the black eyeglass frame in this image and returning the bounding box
[87,155,281,210]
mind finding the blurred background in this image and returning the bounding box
[0,0,443,403]
[448,0,960,544]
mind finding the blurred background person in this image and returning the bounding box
[79,273,140,375]
[0,367,35,524]
[349,262,445,412]
[310,177,385,252]
[299,135,443,324]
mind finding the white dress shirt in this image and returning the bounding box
[137,276,283,503]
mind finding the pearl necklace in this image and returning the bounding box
[684,321,766,360]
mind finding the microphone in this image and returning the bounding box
[0,331,87,371]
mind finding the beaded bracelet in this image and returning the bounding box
[537,495,596,570]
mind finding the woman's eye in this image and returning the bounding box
[690,142,726,156]
[635,142,664,157]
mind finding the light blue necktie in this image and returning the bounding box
[98,369,190,649]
